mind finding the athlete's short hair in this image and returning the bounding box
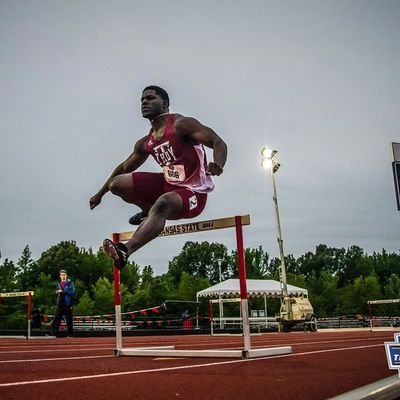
[59,269,67,274]
[143,85,170,106]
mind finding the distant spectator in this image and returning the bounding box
[182,310,190,320]
[50,269,75,337]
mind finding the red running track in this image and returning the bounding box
[0,329,398,400]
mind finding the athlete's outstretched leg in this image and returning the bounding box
[125,191,183,254]
[103,191,183,269]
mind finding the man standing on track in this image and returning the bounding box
[89,85,227,269]
[50,269,75,337]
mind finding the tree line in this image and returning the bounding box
[0,241,399,321]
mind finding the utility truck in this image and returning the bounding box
[278,294,317,332]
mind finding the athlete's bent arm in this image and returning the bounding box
[89,137,149,210]
[174,116,227,176]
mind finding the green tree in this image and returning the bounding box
[74,290,95,316]
[141,265,154,287]
[370,250,400,286]
[267,257,280,280]
[121,261,141,293]
[383,274,400,299]
[16,245,34,290]
[175,272,210,301]
[127,266,159,310]
[337,246,373,287]
[0,255,23,329]
[306,270,340,317]
[286,272,307,292]
[267,254,300,281]
[148,276,175,305]
[168,241,229,284]
[92,277,114,315]
[0,258,18,291]
[72,278,84,305]
[78,247,113,293]
[229,246,270,279]
[31,241,83,286]
[297,245,346,281]
[34,273,56,314]
[339,275,382,315]
[283,254,300,275]
[2,239,399,320]
[129,286,153,309]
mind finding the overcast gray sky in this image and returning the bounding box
[1,0,399,275]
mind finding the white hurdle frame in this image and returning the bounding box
[368,299,400,331]
[111,215,292,358]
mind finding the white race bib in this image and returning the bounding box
[163,165,186,183]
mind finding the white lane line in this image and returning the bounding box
[0,355,113,364]
[0,343,383,387]
[0,347,113,354]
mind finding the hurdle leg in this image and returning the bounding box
[235,216,251,354]
[27,292,32,339]
[113,233,123,353]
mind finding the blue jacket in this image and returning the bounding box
[56,279,75,307]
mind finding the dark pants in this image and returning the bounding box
[51,302,73,336]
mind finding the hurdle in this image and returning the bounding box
[0,291,34,338]
[111,215,292,358]
[368,299,400,331]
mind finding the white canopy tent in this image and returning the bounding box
[196,279,308,331]
[196,279,308,299]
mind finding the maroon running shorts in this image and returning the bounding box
[131,172,208,219]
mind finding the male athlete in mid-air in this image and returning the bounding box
[90,85,227,269]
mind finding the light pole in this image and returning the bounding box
[260,147,292,324]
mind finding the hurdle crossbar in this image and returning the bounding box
[117,214,250,242]
[112,214,292,359]
[0,291,34,298]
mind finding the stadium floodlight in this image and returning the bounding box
[261,148,280,172]
[261,147,277,159]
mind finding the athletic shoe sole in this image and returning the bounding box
[103,239,127,269]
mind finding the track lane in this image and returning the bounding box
[0,330,397,400]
